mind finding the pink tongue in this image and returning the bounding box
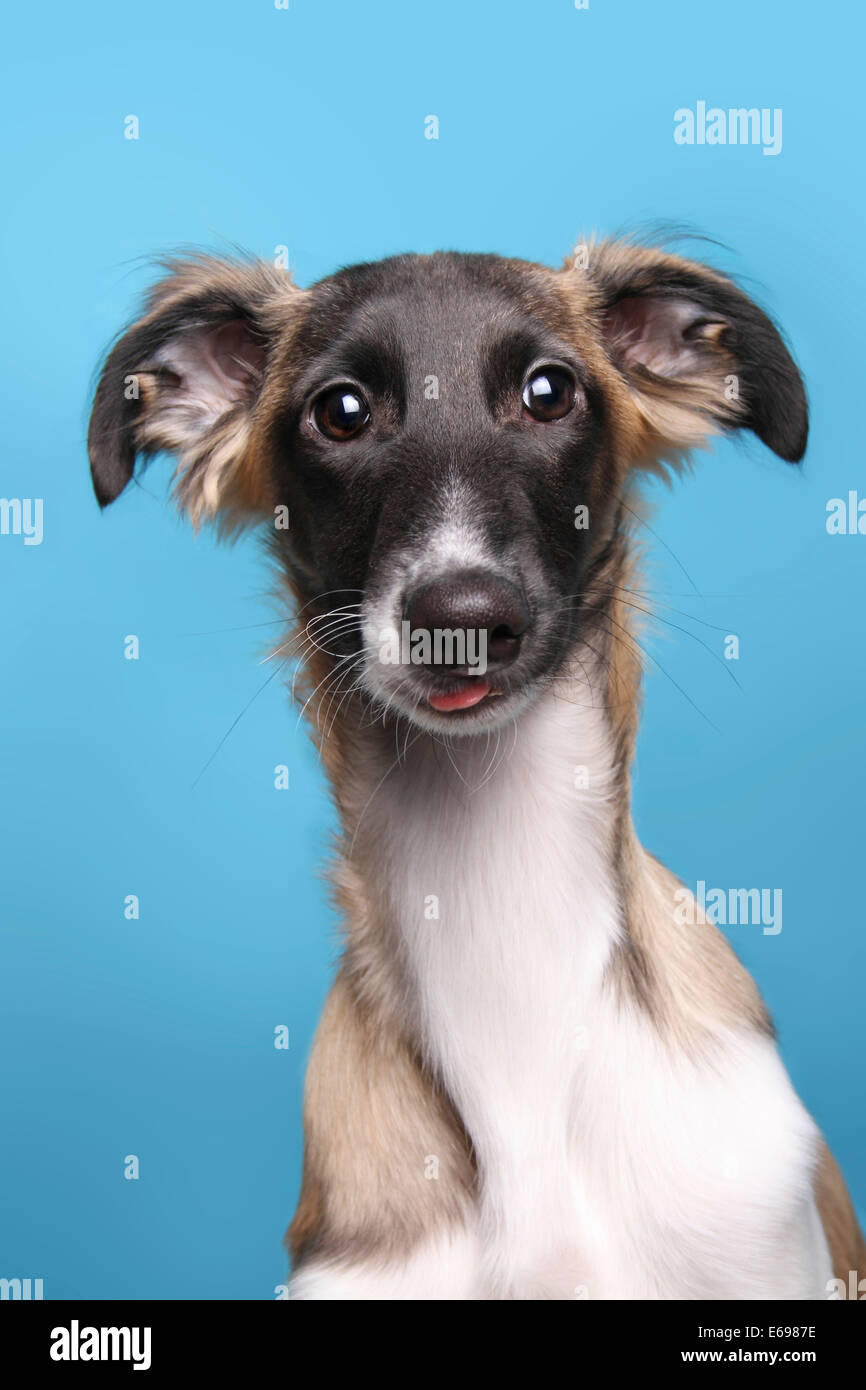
[428,680,491,712]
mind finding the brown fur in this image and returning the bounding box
[815,1141,866,1282]
[288,970,476,1265]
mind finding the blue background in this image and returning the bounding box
[1,0,863,1299]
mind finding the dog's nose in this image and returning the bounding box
[404,571,530,667]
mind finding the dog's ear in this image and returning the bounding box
[88,256,303,525]
[577,240,807,465]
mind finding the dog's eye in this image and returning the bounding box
[311,386,371,440]
[521,367,576,422]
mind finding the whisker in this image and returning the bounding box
[191,658,288,789]
[615,492,702,596]
[566,589,742,690]
[296,648,369,733]
[594,608,720,732]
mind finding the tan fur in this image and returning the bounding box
[815,1141,866,1282]
[288,969,476,1265]
[613,832,773,1040]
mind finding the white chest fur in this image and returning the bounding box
[366,689,831,1300]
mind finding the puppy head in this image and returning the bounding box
[89,241,806,734]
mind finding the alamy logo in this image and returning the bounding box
[50,1320,152,1372]
[674,880,783,936]
[0,1276,43,1299]
[826,1270,866,1299]
[379,622,488,674]
[0,497,43,545]
[826,492,866,534]
[674,102,782,156]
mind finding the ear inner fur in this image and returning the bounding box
[558,238,808,467]
[87,257,307,527]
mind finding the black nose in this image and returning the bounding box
[404,571,530,667]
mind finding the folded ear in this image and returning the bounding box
[580,240,808,465]
[88,256,302,525]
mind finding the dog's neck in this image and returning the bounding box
[319,615,635,1032]
[328,648,630,1285]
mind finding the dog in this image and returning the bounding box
[88,237,864,1299]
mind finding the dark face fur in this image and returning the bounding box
[266,255,616,731]
[88,242,807,735]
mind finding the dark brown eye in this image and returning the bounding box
[311,385,371,440]
[521,367,576,422]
